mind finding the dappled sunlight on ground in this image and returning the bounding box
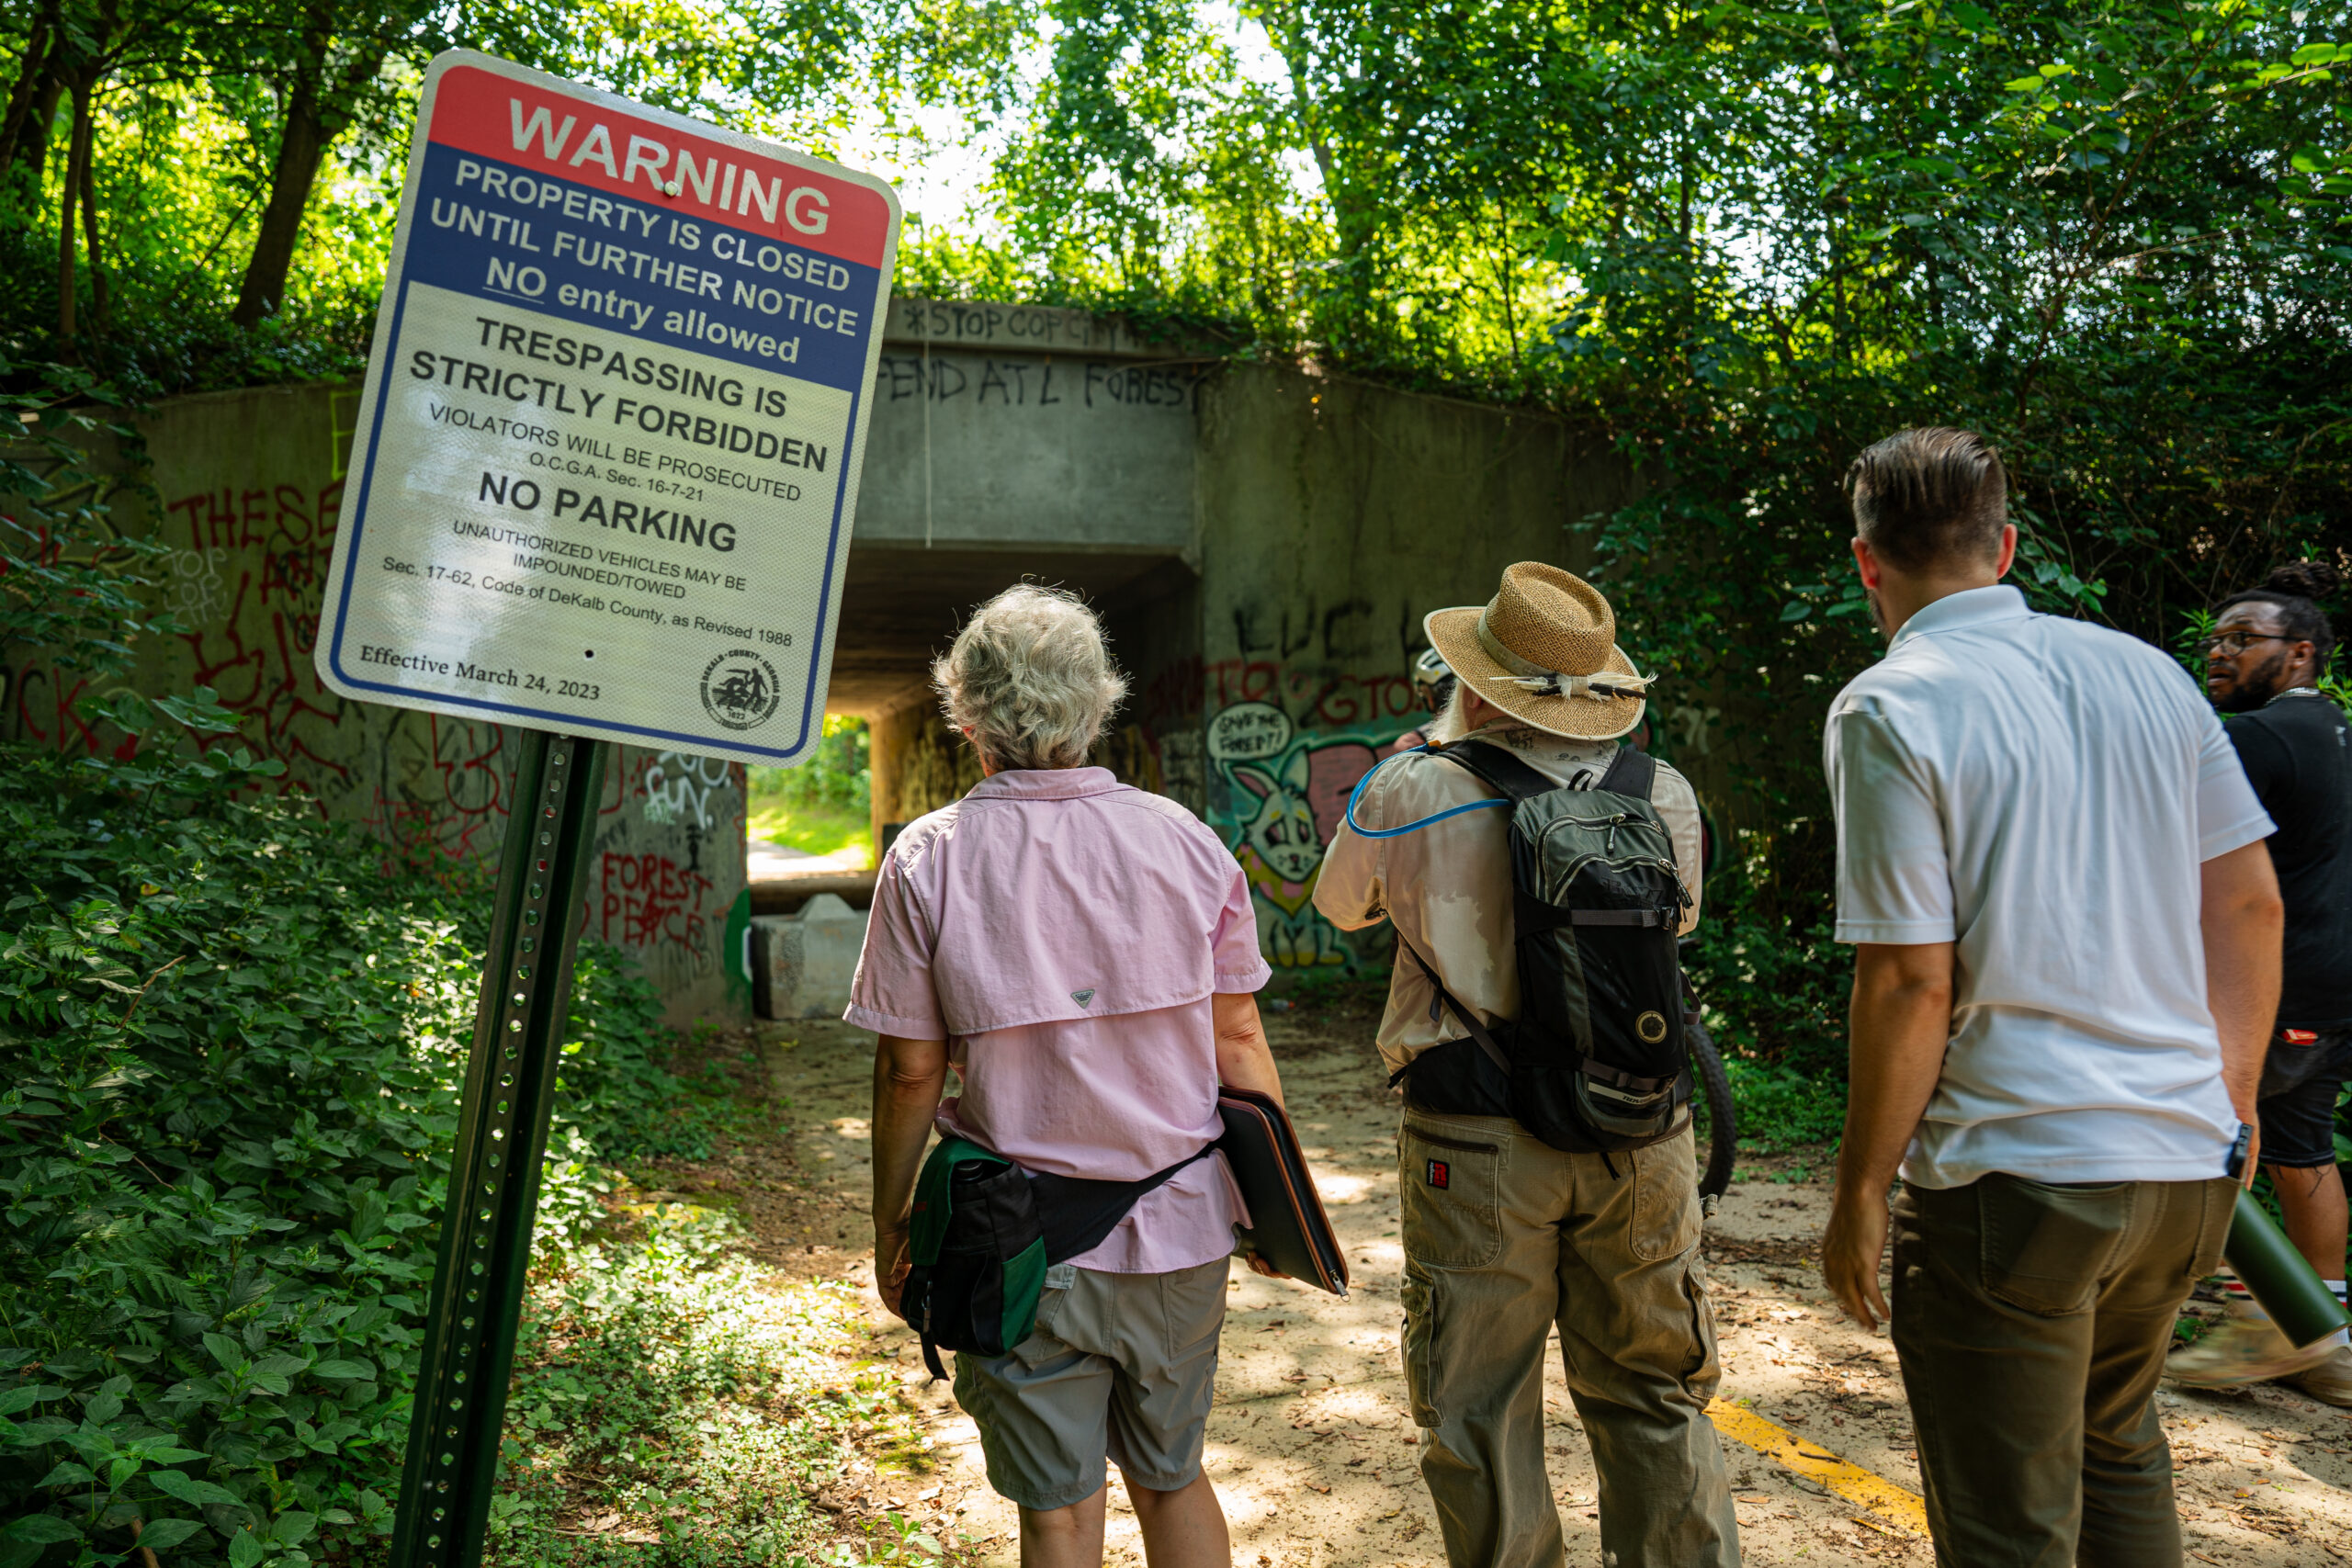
[646,1014,2352,1568]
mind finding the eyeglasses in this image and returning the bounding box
[2200,631,2294,658]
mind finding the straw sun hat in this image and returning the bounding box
[1424,562,1654,742]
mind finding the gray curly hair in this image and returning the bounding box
[933,585,1129,773]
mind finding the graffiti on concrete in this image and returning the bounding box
[642,750,734,831]
[6,392,751,1022]
[874,355,1201,412]
[1204,665,1419,972]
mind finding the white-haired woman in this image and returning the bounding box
[852,585,1284,1568]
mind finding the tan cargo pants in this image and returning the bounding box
[1396,1111,1739,1568]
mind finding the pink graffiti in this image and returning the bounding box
[1303,742,1377,844]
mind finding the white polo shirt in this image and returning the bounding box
[1825,584,2273,1188]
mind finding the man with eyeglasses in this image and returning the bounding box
[2171,560,2352,1406]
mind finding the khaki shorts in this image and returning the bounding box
[952,1258,1227,1510]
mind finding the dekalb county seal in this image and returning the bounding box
[700,649,782,731]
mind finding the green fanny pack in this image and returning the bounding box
[901,1136,1213,1379]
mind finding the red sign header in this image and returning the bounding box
[425,64,891,268]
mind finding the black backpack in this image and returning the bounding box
[1401,741,1693,1153]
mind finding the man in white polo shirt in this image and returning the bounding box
[1816,427,2285,1565]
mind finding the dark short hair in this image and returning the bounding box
[1845,428,2008,573]
[2217,559,2340,673]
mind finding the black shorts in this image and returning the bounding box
[2256,1028,2352,1169]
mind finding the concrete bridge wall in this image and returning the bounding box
[6,298,1671,1011]
[0,381,754,1029]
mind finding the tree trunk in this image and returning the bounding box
[78,118,103,329]
[0,17,56,179]
[17,68,61,192]
[54,75,86,355]
[230,71,330,328]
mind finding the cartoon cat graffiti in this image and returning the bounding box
[1229,749,1346,966]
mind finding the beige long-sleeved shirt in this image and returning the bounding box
[1312,720,1704,1076]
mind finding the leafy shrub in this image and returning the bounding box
[0,703,695,1567]
[1683,835,1849,1085]
[0,372,697,1567]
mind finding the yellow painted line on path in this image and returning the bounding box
[1706,1397,1931,1539]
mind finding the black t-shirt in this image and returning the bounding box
[2226,694,2352,1030]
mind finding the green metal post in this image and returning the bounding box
[389,729,607,1568]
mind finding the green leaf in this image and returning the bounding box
[35,1461,96,1488]
[229,1529,267,1568]
[271,1512,318,1548]
[150,688,244,734]
[2001,75,2046,92]
[2,1517,79,1545]
[151,1470,243,1508]
[202,1332,245,1372]
[1780,602,1812,622]
[0,1387,42,1417]
[308,1359,376,1381]
[135,1520,204,1553]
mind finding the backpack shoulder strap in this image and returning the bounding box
[1595,744,1657,801]
[1436,740,1555,802]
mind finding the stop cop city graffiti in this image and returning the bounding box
[1201,660,1420,973]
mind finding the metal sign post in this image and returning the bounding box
[390,730,605,1568]
[310,47,899,1568]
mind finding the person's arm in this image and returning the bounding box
[1213,991,1283,1108]
[870,1032,950,1318]
[2201,838,2284,1175]
[1823,942,1954,1330]
[1817,704,1954,1331]
[1652,764,1706,933]
[1211,990,1291,1278]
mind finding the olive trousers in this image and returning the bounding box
[1396,1112,1740,1568]
[1890,1174,2236,1567]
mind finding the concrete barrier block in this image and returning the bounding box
[752,894,868,1021]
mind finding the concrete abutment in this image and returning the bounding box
[8,298,1673,1017]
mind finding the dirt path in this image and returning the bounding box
[708,1015,2351,1567]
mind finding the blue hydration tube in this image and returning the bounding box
[1341,745,1513,840]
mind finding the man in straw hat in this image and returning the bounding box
[1315,562,1738,1568]
[1818,428,2280,1564]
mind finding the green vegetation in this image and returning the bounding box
[748,717,874,864]
[0,391,895,1567]
[4,3,2341,1024]
[492,1199,938,1568]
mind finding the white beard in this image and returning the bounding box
[1427,681,1476,746]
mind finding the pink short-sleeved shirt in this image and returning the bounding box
[845,767,1271,1272]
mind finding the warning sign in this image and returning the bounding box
[316,50,899,764]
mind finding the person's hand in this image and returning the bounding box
[2238,1117,2263,1190]
[875,1219,912,1319]
[1239,1247,1289,1280]
[1821,1184,1893,1332]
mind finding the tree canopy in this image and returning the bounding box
[1,0,2344,952]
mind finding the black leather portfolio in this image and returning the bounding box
[1217,1086,1349,1297]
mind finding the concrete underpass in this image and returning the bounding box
[12,296,1652,1023]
